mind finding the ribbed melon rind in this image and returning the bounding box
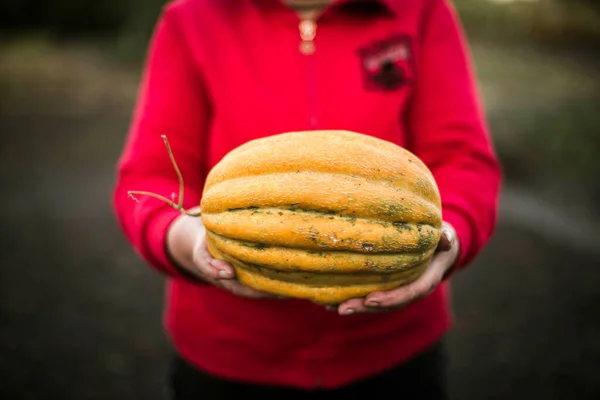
[203,130,441,209]
[202,171,441,226]
[206,231,437,273]
[200,130,442,303]
[206,237,430,305]
[202,208,441,254]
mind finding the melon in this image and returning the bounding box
[200,130,442,304]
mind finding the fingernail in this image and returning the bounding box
[341,308,354,315]
[366,301,379,307]
[218,269,229,278]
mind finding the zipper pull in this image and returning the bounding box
[299,19,316,55]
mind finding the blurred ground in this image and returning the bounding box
[1,31,599,400]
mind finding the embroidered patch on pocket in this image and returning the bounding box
[357,34,416,92]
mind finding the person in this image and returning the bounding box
[112,0,502,398]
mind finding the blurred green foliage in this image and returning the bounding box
[491,99,600,191]
[1,0,599,57]
[454,0,600,45]
[0,0,167,62]
[1,0,598,198]
[0,0,165,36]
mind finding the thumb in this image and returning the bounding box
[436,223,455,252]
[192,229,235,280]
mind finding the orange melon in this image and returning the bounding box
[200,130,442,304]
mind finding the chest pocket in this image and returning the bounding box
[356,34,417,93]
[309,31,417,146]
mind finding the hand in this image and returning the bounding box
[166,206,276,299]
[333,222,460,315]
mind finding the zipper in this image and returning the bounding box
[298,17,318,129]
[298,18,316,55]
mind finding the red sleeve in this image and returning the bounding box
[408,0,502,275]
[112,6,211,279]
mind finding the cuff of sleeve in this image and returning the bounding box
[146,207,206,284]
[441,207,473,280]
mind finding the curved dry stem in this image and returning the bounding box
[161,135,186,210]
[126,135,201,218]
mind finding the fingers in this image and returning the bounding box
[190,246,275,298]
[335,246,456,314]
[219,279,275,299]
[210,259,236,279]
[191,232,236,280]
[363,250,451,309]
[190,234,276,299]
[335,298,389,315]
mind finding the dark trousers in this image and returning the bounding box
[167,341,448,400]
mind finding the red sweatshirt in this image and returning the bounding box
[113,0,501,389]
